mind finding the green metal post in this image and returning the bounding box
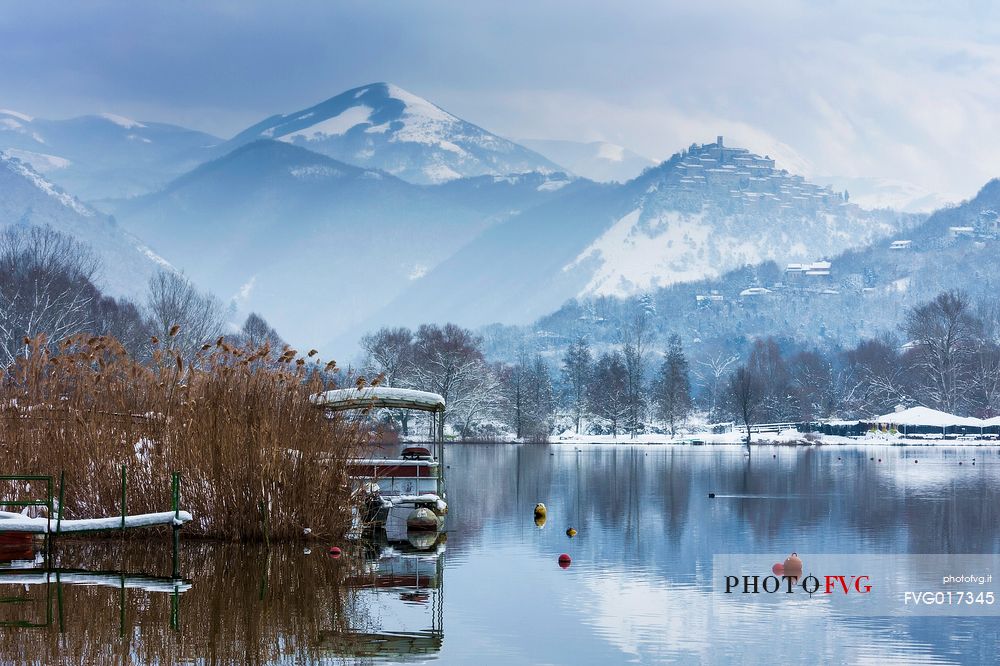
[119,573,125,638]
[56,471,65,535]
[170,588,179,631]
[172,471,180,579]
[56,572,64,633]
[45,476,52,564]
[120,464,126,532]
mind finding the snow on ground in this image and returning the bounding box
[281,104,373,140]
[565,208,753,297]
[548,429,997,447]
[0,108,33,122]
[3,155,93,217]
[2,148,71,172]
[289,164,343,179]
[99,113,146,129]
[537,177,570,191]
[596,141,625,162]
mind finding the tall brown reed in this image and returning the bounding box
[0,333,372,541]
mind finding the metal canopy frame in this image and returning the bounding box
[311,387,447,495]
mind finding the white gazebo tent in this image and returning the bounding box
[873,406,986,436]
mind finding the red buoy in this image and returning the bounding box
[328,546,342,558]
[558,553,572,568]
[772,562,784,576]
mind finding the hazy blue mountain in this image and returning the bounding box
[0,109,221,200]
[520,138,656,183]
[0,153,170,298]
[811,175,954,213]
[108,140,541,348]
[223,83,563,184]
[352,136,916,343]
[529,181,1000,362]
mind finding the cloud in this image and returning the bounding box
[0,1,997,200]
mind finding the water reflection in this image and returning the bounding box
[0,445,996,664]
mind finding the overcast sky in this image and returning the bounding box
[2,1,998,200]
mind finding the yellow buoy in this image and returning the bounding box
[566,527,577,538]
[533,503,547,528]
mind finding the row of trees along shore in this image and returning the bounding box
[1,225,365,541]
[363,290,1000,440]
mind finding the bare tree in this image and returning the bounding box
[841,336,909,417]
[360,326,413,386]
[587,351,630,437]
[904,290,982,413]
[789,350,835,421]
[410,323,487,440]
[239,312,286,350]
[970,343,1000,417]
[360,326,415,434]
[747,338,793,422]
[451,359,505,439]
[0,226,99,366]
[694,351,739,419]
[146,271,228,361]
[728,365,763,452]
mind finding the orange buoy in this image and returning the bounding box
[772,562,784,576]
[328,546,342,558]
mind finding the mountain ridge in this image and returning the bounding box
[221,82,563,184]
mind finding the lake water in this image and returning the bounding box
[1,443,999,664]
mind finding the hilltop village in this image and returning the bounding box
[660,136,852,215]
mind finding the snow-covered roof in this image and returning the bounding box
[310,387,445,413]
[873,406,984,427]
[982,416,1000,427]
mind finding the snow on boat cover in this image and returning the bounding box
[310,387,445,413]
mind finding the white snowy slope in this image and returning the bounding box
[225,82,563,184]
[356,136,916,335]
[0,153,171,298]
[563,139,911,299]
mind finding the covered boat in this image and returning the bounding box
[311,387,448,539]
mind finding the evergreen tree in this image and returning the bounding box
[652,334,692,436]
[560,336,592,433]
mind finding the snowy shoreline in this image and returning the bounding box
[545,431,1000,447]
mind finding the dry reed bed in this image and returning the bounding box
[0,333,371,541]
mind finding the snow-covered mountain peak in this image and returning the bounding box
[227,82,562,184]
